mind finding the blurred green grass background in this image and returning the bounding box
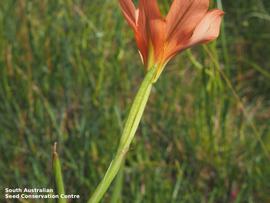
[1,0,270,202]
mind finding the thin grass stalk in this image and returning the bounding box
[53,143,67,203]
[110,162,124,203]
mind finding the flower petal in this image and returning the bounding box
[166,0,209,40]
[149,19,166,60]
[163,9,224,62]
[119,0,137,29]
[141,0,165,61]
[187,9,224,46]
[141,0,162,19]
[135,1,149,65]
[134,32,148,65]
[133,0,165,65]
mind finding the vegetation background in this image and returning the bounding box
[0,0,270,202]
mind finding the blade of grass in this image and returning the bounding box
[110,163,124,203]
[53,143,67,203]
[110,105,125,203]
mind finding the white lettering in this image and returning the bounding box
[60,194,80,199]
[5,194,20,199]
[5,188,22,193]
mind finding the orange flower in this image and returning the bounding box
[119,0,224,81]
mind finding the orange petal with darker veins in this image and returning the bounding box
[187,9,225,46]
[142,0,162,19]
[119,0,137,29]
[149,19,166,60]
[166,0,209,40]
[140,0,166,62]
[165,9,224,60]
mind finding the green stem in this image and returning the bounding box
[53,143,67,203]
[110,162,124,203]
[88,67,157,203]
